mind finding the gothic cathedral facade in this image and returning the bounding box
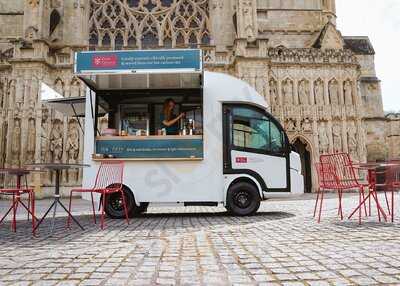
[0,0,398,193]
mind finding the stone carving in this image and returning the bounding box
[286,119,296,132]
[301,118,312,132]
[298,80,309,105]
[347,121,358,160]
[0,82,4,108]
[344,80,353,105]
[15,79,24,108]
[332,123,342,152]
[29,79,38,109]
[282,79,293,105]
[25,26,38,41]
[318,123,329,154]
[26,118,36,163]
[314,79,324,105]
[54,78,64,96]
[41,109,50,163]
[28,0,40,8]
[11,118,21,166]
[329,79,339,105]
[66,120,80,182]
[50,120,63,164]
[242,0,255,41]
[268,47,357,65]
[269,79,278,105]
[211,0,223,9]
[89,0,210,49]
[70,78,81,98]
[7,80,15,109]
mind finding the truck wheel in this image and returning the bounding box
[104,187,135,219]
[226,182,260,216]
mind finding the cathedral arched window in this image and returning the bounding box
[89,0,211,50]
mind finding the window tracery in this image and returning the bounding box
[89,0,211,50]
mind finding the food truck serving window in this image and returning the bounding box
[75,49,204,161]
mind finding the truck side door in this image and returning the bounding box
[223,104,291,192]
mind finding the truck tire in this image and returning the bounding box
[226,182,260,216]
[104,187,135,219]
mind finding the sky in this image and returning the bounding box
[336,0,400,112]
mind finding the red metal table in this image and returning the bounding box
[25,163,89,236]
[0,168,38,232]
[349,162,400,222]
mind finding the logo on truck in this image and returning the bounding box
[92,55,118,68]
[235,157,248,163]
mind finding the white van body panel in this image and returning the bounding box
[82,71,304,203]
[231,150,287,189]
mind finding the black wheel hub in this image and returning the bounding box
[233,191,251,209]
[108,193,123,211]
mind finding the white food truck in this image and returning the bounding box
[47,49,303,217]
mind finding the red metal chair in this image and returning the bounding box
[314,162,343,223]
[317,153,369,224]
[0,172,36,233]
[379,161,400,222]
[68,161,128,229]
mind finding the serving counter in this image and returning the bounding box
[94,135,203,161]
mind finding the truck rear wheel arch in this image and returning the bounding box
[226,175,264,201]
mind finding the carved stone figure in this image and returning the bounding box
[15,79,24,108]
[26,119,36,163]
[286,119,296,132]
[282,79,293,105]
[41,109,50,163]
[318,123,329,154]
[329,80,339,105]
[70,80,81,98]
[298,80,309,105]
[314,80,324,105]
[301,118,312,132]
[50,120,63,163]
[347,122,358,160]
[242,0,255,41]
[344,80,353,105]
[332,124,342,152]
[11,119,21,166]
[29,79,38,108]
[269,79,278,105]
[66,120,80,182]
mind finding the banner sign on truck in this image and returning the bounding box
[74,49,202,74]
[96,138,203,159]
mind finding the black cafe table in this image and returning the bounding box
[25,163,90,235]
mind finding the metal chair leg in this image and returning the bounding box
[313,188,320,218]
[120,190,130,225]
[90,192,96,224]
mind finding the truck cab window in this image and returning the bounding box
[231,106,284,153]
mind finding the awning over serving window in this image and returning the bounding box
[79,72,201,92]
[75,49,203,92]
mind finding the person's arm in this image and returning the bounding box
[162,113,185,127]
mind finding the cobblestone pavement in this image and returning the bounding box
[0,193,400,286]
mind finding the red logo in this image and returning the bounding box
[235,157,247,163]
[92,55,118,68]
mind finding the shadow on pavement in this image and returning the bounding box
[0,211,295,245]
